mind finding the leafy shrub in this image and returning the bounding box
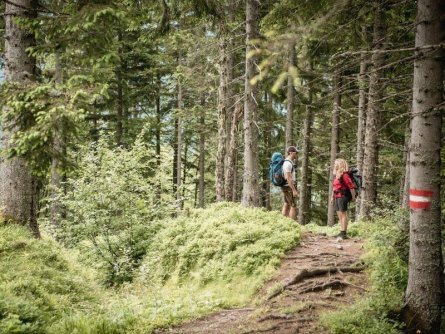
[320,212,408,333]
[58,139,175,285]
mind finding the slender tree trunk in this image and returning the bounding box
[50,53,65,230]
[401,121,410,209]
[225,102,242,202]
[327,71,341,226]
[242,0,261,207]
[173,118,178,195]
[1,0,39,237]
[215,34,228,202]
[404,0,444,332]
[156,76,162,168]
[355,52,368,219]
[116,32,124,146]
[360,2,386,219]
[262,93,272,210]
[286,40,296,149]
[176,80,183,210]
[198,111,205,208]
[298,91,313,225]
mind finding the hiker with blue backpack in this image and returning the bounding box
[331,158,356,240]
[270,146,299,220]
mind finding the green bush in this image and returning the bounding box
[58,139,174,285]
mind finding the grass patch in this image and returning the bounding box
[0,224,113,334]
[127,202,300,331]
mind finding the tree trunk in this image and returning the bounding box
[401,121,410,209]
[298,92,313,225]
[327,71,341,226]
[1,0,39,237]
[242,0,261,207]
[116,31,124,146]
[355,52,368,219]
[262,93,272,210]
[225,102,242,202]
[156,76,162,169]
[198,112,205,208]
[173,118,178,195]
[404,0,444,332]
[359,2,386,219]
[50,53,65,231]
[286,40,296,149]
[215,34,228,202]
[176,80,183,211]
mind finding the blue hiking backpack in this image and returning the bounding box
[269,152,293,187]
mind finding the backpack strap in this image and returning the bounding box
[283,159,295,172]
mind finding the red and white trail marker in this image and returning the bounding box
[409,189,433,210]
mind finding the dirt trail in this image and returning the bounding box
[155,233,368,334]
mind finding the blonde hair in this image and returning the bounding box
[334,158,349,179]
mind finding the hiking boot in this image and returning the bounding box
[335,231,349,240]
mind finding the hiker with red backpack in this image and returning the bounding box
[331,158,356,239]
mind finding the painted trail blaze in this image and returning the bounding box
[409,189,433,209]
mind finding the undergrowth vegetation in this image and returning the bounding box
[0,224,106,334]
[319,210,409,334]
[2,203,300,333]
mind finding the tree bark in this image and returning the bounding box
[286,40,296,149]
[198,112,205,208]
[327,71,341,226]
[50,52,65,231]
[404,0,444,332]
[360,2,386,219]
[241,0,261,207]
[215,34,229,202]
[262,93,272,210]
[401,121,410,209]
[1,0,39,237]
[116,31,124,146]
[176,80,183,211]
[298,92,313,225]
[355,52,368,219]
[225,101,242,202]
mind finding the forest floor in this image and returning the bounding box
[155,232,368,334]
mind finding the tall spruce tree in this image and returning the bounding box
[404,0,444,332]
[1,0,39,237]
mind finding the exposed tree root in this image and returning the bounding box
[258,313,292,322]
[267,265,366,300]
[299,279,346,293]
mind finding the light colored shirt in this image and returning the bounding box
[283,160,296,183]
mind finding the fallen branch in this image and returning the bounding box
[267,265,366,300]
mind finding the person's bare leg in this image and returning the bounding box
[282,203,290,217]
[289,206,297,220]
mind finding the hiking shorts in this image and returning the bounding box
[282,186,297,207]
[334,196,350,212]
